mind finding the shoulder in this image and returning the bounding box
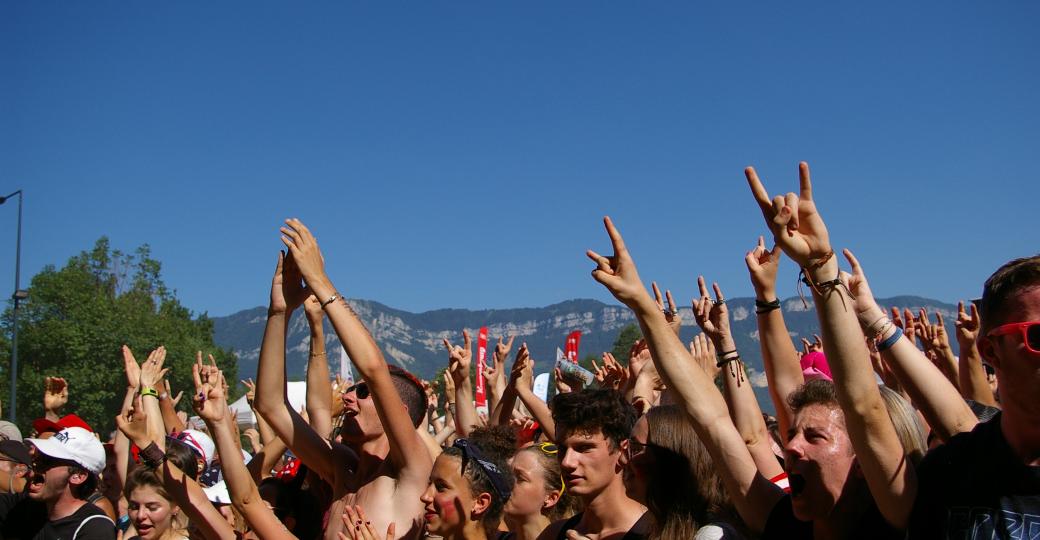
[537,513,582,540]
[70,508,116,540]
[761,495,812,539]
[917,415,1003,480]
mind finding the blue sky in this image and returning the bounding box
[2,2,1038,317]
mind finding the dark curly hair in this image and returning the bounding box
[550,388,636,451]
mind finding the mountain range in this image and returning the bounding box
[211,296,959,413]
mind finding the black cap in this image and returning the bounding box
[0,440,32,467]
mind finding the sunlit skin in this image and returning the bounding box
[339,384,383,443]
[621,416,652,504]
[27,458,71,503]
[503,450,560,540]
[129,485,179,540]
[784,403,858,522]
[420,454,489,540]
[558,430,624,498]
[978,286,1040,466]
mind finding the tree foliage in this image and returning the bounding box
[610,323,643,363]
[1,238,235,434]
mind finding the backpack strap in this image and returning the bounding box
[73,513,115,540]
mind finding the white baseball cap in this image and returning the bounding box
[174,429,215,467]
[28,427,105,474]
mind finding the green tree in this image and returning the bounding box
[0,238,235,434]
[610,323,643,363]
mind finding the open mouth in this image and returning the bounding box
[788,473,806,497]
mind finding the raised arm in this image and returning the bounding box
[744,237,803,442]
[694,277,784,482]
[485,335,513,419]
[158,379,187,435]
[954,301,998,407]
[252,251,345,484]
[116,391,235,540]
[843,254,977,442]
[42,376,68,422]
[587,216,783,532]
[445,330,480,437]
[303,295,335,440]
[746,162,914,528]
[136,346,170,449]
[194,358,297,540]
[510,345,557,442]
[280,218,432,483]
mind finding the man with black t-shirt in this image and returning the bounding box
[909,256,1040,538]
[0,426,114,540]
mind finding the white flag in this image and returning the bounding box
[339,343,354,385]
[533,373,550,402]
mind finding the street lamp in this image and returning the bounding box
[0,190,25,422]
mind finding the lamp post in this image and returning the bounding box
[0,190,26,422]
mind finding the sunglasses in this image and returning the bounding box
[344,382,370,400]
[31,454,70,473]
[986,321,1040,354]
[627,438,663,458]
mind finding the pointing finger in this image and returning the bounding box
[799,161,814,201]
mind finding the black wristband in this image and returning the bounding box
[755,298,781,314]
[716,355,741,368]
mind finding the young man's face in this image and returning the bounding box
[979,286,1040,409]
[558,427,625,499]
[27,453,77,503]
[340,382,385,442]
[784,403,857,522]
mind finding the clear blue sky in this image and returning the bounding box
[2,2,1038,317]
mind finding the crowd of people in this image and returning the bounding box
[0,162,1036,539]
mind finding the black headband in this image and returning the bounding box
[452,439,512,501]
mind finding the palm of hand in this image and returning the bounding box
[778,201,831,265]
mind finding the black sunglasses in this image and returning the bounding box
[344,382,370,400]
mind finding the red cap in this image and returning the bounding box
[32,414,93,436]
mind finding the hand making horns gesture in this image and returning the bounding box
[745,162,833,270]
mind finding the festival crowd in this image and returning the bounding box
[0,163,1036,540]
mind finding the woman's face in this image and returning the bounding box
[420,454,473,536]
[129,485,177,540]
[504,450,550,518]
[623,415,653,504]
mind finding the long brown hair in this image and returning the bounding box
[643,405,740,540]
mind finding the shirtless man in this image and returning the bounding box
[254,218,433,540]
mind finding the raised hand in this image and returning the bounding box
[115,394,151,447]
[693,276,731,344]
[483,337,511,391]
[192,354,228,424]
[164,380,183,406]
[139,346,169,390]
[339,505,394,540]
[494,335,515,366]
[597,352,629,390]
[43,377,69,413]
[891,307,918,348]
[510,344,533,390]
[553,367,572,394]
[442,369,455,397]
[628,339,652,381]
[745,162,833,271]
[303,294,325,327]
[279,218,331,294]
[800,335,824,355]
[241,378,256,405]
[652,282,682,336]
[122,345,142,389]
[745,236,782,299]
[587,217,650,308]
[955,301,981,345]
[690,333,720,381]
[443,330,473,384]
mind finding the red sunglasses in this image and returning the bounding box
[986,321,1040,354]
